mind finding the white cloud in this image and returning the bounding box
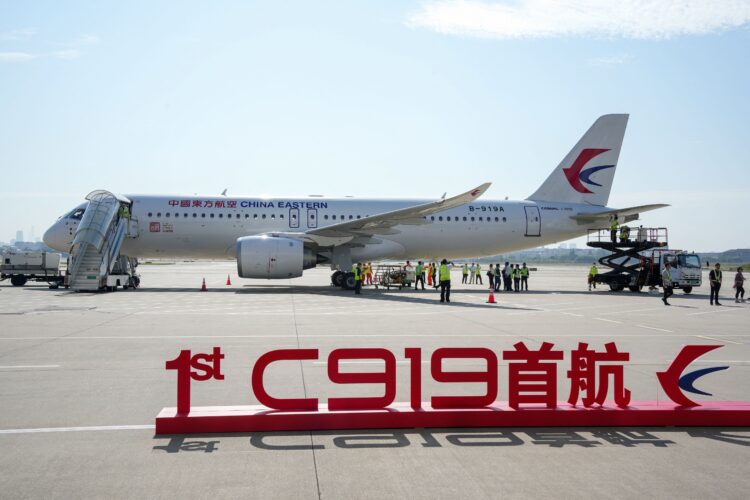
[0,51,37,62]
[407,0,750,40]
[0,28,37,41]
[52,49,81,60]
[589,53,634,67]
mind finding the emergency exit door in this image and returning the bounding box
[289,208,300,229]
[307,209,318,229]
[524,206,541,237]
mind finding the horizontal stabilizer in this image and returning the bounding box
[570,204,669,223]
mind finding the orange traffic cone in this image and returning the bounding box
[486,287,496,304]
[200,278,207,291]
[226,274,232,286]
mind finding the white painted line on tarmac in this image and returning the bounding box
[595,318,622,324]
[694,360,750,364]
[636,324,674,333]
[0,424,154,435]
[688,308,742,316]
[695,335,742,345]
[0,365,60,369]
[560,312,584,317]
[599,307,665,316]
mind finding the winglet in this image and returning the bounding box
[438,182,491,208]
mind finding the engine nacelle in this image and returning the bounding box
[236,235,316,279]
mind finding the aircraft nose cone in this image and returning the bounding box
[43,224,65,251]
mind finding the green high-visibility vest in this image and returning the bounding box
[354,267,361,281]
[475,265,481,275]
[521,267,529,277]
[610,219,619,231]
[590,266,598,276]
[713,270,722,282]
[439,264,450,281]
[462,265,468,275]
[416,264,423,274]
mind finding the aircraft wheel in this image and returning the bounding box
[682,286,692,294]
[331,271,345,287]
[342,272,356,290]
[609,282,624,292]
[10,275,27,287]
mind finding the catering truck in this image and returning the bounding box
[0,251,66,288]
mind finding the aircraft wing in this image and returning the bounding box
[300,182,491,244]
[570,203,669,223]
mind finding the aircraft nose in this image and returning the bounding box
[43,223,66,252]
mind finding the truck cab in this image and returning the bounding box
[658,251,702,293]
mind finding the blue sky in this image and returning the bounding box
[1,1,748,251]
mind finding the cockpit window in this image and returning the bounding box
[66,207,86,220]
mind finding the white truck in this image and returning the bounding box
[1,251,66,288]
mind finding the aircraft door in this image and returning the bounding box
[307,208,318,229]
[127,216,139,238]
[524,206,541,237]
[289,208,300,229]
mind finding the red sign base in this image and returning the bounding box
[155,401,750,434]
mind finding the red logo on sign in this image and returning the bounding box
[149,222,161,232]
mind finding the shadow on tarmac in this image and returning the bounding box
[151,427,750,453]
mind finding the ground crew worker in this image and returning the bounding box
[118,204,131,219]
[735,267,746,303]
[462,263,469,284]
[619,225,630,243]
[588,263,598,290]
[520,263,529,291]
[494,264,502,292]
[610,215,619,243]
[469,263,476,284]
[512,264,521,292]
[709,263,723,306]
[431,261,437,288]
[365,262,373,285]
[661,261,673,306]
[426,262,433,286]
[486,265,494,289]
[503,262,512,291]
[475,263,482,285]
[439,259,451,303]
[353,263,362,295]
[415,261,425,290]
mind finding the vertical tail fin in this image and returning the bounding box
[527,114,629,206]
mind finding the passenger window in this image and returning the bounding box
[355,215,359,219]
[438,216,443,221]
[349,215,353,220]
[262,214,266,219]
[193,213,197,218]
[430,216,435,221]
[271,214,275,220]
[219,213,223,218]
[254,214,259,219]
[502,217,507,222]
[494,217,498,222]
[463,217,467,221]
[479,217,483,221]
[201,213,206,218]
[245,214,249,218]
[471,217,475,221]
[332,215,336,220]
[157,212,162,217]
[166,213,170,217]
[447,216,451,221]
[148,212,153,217]
[210,213,214,218]
[280,214,284,219]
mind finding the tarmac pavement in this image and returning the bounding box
[1,262,748,499]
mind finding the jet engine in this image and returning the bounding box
[236,235,317,279]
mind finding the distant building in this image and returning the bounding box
[15,230,23,242]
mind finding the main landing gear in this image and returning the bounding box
[331,271,356,290]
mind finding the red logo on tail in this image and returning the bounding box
[563,148,610,194]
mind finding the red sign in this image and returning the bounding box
[155,343,750,434]
[149,222,160,232]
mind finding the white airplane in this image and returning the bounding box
[43,114,666,289]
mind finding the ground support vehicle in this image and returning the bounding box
[586,228,701,293]
[1,251,66,288]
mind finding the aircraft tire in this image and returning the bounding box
[682,286,692,294]
[331,271,345,287]
[609,282,624,292]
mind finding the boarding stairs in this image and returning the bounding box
[68,190,138,291]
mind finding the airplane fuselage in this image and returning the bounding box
[48,194,604,262]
